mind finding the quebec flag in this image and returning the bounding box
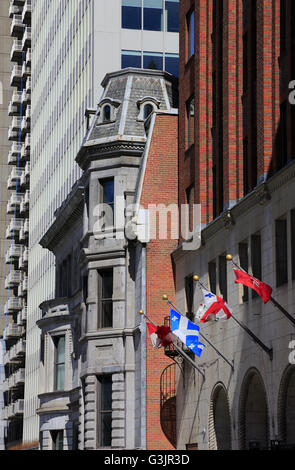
[170,309,205,357]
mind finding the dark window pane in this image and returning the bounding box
[144,104,153,119]
[99,269,113,328]
[239,242,249,302]
[143,51,163,70]
[144,0,163,31]
[99,375,112,447]
[55,336,65,391]
[122,0,142,30]
[185,276,194,320]
[219,255,227,301]
[208,261,216,294]
[187,10,194,59]
[165,53,179,77]
[121,50,141,69]
[166,0,179,32]
[251,234,261,298]
[102,179,114,226]
[103,105,111,122]
[186,96,194,148]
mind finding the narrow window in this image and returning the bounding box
[98,269,113,328]
[144,0,163,32]
[101,178,114,227]
[185,275,194,320]
[185,184,194,235]
[143,103,153,120]
[186,96,194,149]
[54,336,65,391]
[219,255,227,301]
[97,375,112,447]
[103,105,111,122]
[243,137,249,195]
[187,10,194,60]
[122,0,142,30]
[208,261,216,294]
[239,242,249,302]
[276,219,288,287]
[51,430,64,451]
[165,53,179,77]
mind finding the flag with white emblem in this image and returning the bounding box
[170,309,205,357]
[196,289,232,323]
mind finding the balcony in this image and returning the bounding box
[5,297,23,314]
[10,65,22,87]
[9,3,21,18]
[4,323,23,340]
[20,164,29,188]
[20,191,29,215]
[20,143,30,162]
[26,48,31,66]
[26,76,31,93]
[7,193,22,215]
[11,14,24,38]
[6,218,23,239]
[22,27,31,50]
[11,116,22,132]
[22,0,31,25]
[3,338,25,365]
[22,62,30,79]
[7,168,25,189]
[5,270,23,289]
[11,39,23,63]
[25,105,31,121]
[21,89,30,107]
[14,399,24,416]
[21,116,29,135]
[17,307,27,325]
[22,276,28,293]
[11,0,25,6]
[24,133,30,150]
[5,244,23,264]
[19,247,28,270]
[9,92,22,116]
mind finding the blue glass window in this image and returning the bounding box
[165,0,179,32]
[122,0,142,30]
[143,51,163,70]
[122,50,142,69]
[187,10,194,59]
[144,0,163,31]
[165,53,179,77]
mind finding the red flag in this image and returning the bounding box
[146,323,173,349]
[233,269,272,304]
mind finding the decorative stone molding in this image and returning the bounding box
[221,210,235,230]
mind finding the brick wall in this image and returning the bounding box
[140,114,178,450]
[179,0,295,225]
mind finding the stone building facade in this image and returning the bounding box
[171,0,295,450]
[37,68,179,450]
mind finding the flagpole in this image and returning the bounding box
[139,310,206,379]
[162,297,234,370]
[227,254,295,328]
[193,275,273,361]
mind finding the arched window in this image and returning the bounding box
[209,384,232,450]
[143,103,154,120]
[103,105,111,122]
[278,366,295,446]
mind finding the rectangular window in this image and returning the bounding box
[219,255,227,301]
[186,96,194,149]
[185,275,194,320]
[54,336,65,391]
[251,233,262,298]
[187,10,194,59]
[144,0,163,31]
[185,184,194,235]
[165,53,179,77]
[208,261,216,294]
[243,137,249,195]
[121,50,141,69]
[97,375,112,447]
[143,51,163,70]
[275,218,288,287]
[165,0,179,32]
[51,430,64,451]
[239,242,249,302]
[101,178,114,227]
[122,0,142,30]
[98,269,113,328]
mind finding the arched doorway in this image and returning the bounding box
[209,384,231,450]
[239,369,269,450]
[278,366,295,447]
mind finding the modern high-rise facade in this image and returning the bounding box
[171,0,295,450]
[1,0,31,450]
[0,0,13,450]
[25,0,179,445]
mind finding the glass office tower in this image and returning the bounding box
[25,0,178,444]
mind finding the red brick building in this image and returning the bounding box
[171,0,295,450]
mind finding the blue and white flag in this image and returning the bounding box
[170,308,205,357]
